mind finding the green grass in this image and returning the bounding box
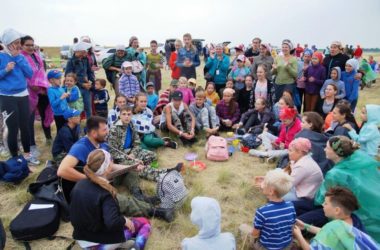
[1,53,379,249]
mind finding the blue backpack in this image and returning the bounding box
[0,156,29,183]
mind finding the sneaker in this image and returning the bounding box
[167,140,178,149]
[30,145,41,158]
[25,154,40,166]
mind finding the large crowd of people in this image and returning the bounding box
[1,27,380,249]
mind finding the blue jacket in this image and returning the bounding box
[147,93,158,110]
[65,56,95,87]
[341,70,359,103]
[205,55,230,85]
[176,47,201,68]
[348,104,380,157]
[48,86,69,115]
[93,89,110,111]
[0,53,33,95]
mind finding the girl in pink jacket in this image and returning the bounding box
[249,107,301,161]
[177,77,194,105]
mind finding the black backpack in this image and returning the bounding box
[9,198,60,242]
[241,134,262,149]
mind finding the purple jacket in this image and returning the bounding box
[304,64,326,95]
[216,100,240,125]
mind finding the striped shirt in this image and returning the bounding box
[254,201,296,250]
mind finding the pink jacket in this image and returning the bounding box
[275,118,302,148]
[177,87,194,105]
[21,51,53,127]
[290,154,323,199]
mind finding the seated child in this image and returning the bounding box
[47,70,69,132]
[233,97,274,135]
[205,82,220,106]
[237,75,254,115]
[145,82,158,110]
[271,91,295,135]
[293,187,375,249]
[159,91,196,145]
[320,66,346,100]
[182,196,236,250]
[108,94,127,128]
[153,79,178,118]
[189,87,220,137]
[132,92,178,150]
[216,88,240,131]
[249,107,301,161]
[63,73,83,112]
[109,105,179,182]
[93,78,110,118]
[282,138,323,202]
[51,109,81,165]
[119,61,140,105]
[343,104,380,158]
[70,149,151,250]
[177,76,194,105]
[239,169,295,250]
[218,79,235,99]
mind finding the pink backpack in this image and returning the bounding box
[205,136,229,161]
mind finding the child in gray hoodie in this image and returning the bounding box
[320,67,346,99]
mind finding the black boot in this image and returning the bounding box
[131,187,160,205]
[148,207,175,222]
[168,162,184,173]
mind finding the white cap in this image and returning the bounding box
[115,44,126,51]
[1,28,24,45]
[122,61,133,68]
[73,41,92,52]
[237,54,246,62]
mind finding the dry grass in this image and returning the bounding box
[1,53,379,250]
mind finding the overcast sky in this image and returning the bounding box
[1,0,379,48]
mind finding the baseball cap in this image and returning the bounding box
[234,44,245,51]
[122,61,133,68]
[171,91,183,100]
[146,82,155,88]
[237,54,246,62]
[188,78,197,85]
[63,109,81,120]
[47,70,62,80]
[170,79,179,87]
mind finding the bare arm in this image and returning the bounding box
[57,155,86,182]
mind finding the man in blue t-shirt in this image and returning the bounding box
[57,116,175,222]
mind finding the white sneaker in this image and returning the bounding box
[25,154,40,166]
[248,149,269,158]
[30,145,41,158]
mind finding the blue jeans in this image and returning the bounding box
[80,88,92,119]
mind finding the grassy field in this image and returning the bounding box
[0,52,379,250]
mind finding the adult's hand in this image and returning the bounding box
[5,62,15,72]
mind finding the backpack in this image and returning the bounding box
[205,136,229,161]
[156,170,188,209]
[0,155,29,183]
[28,161,70,222]
[9,198,60,241]
[131,60,144,73]
[241,134,262,149]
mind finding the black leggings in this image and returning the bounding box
[0,95,30,157]
[30,94,52,145]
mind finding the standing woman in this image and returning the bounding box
[0,29,39,164]
[168,39,182,80]
[271,39,298,102]
[126,36,147,89]
[21,36,54,157]
[176,33,200,79]
[322,41,350,78]
[205,44,230,95]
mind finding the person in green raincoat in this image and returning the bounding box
[314,136,380,242]
[126,36,147,89]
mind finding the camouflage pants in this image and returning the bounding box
[117,193,152,217]
[160,109,193,133]
[122,147,168,182]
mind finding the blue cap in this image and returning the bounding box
[171,91,183,100]
[63,109,81,120]
[47,70,63,80]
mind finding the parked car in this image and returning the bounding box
[60,45,71,59]
[97,48,116,64]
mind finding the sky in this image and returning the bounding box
[1,0,379,48]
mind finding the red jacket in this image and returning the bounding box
[169,51,181,79]
[354,47,363,58]
[275,118,302,148]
